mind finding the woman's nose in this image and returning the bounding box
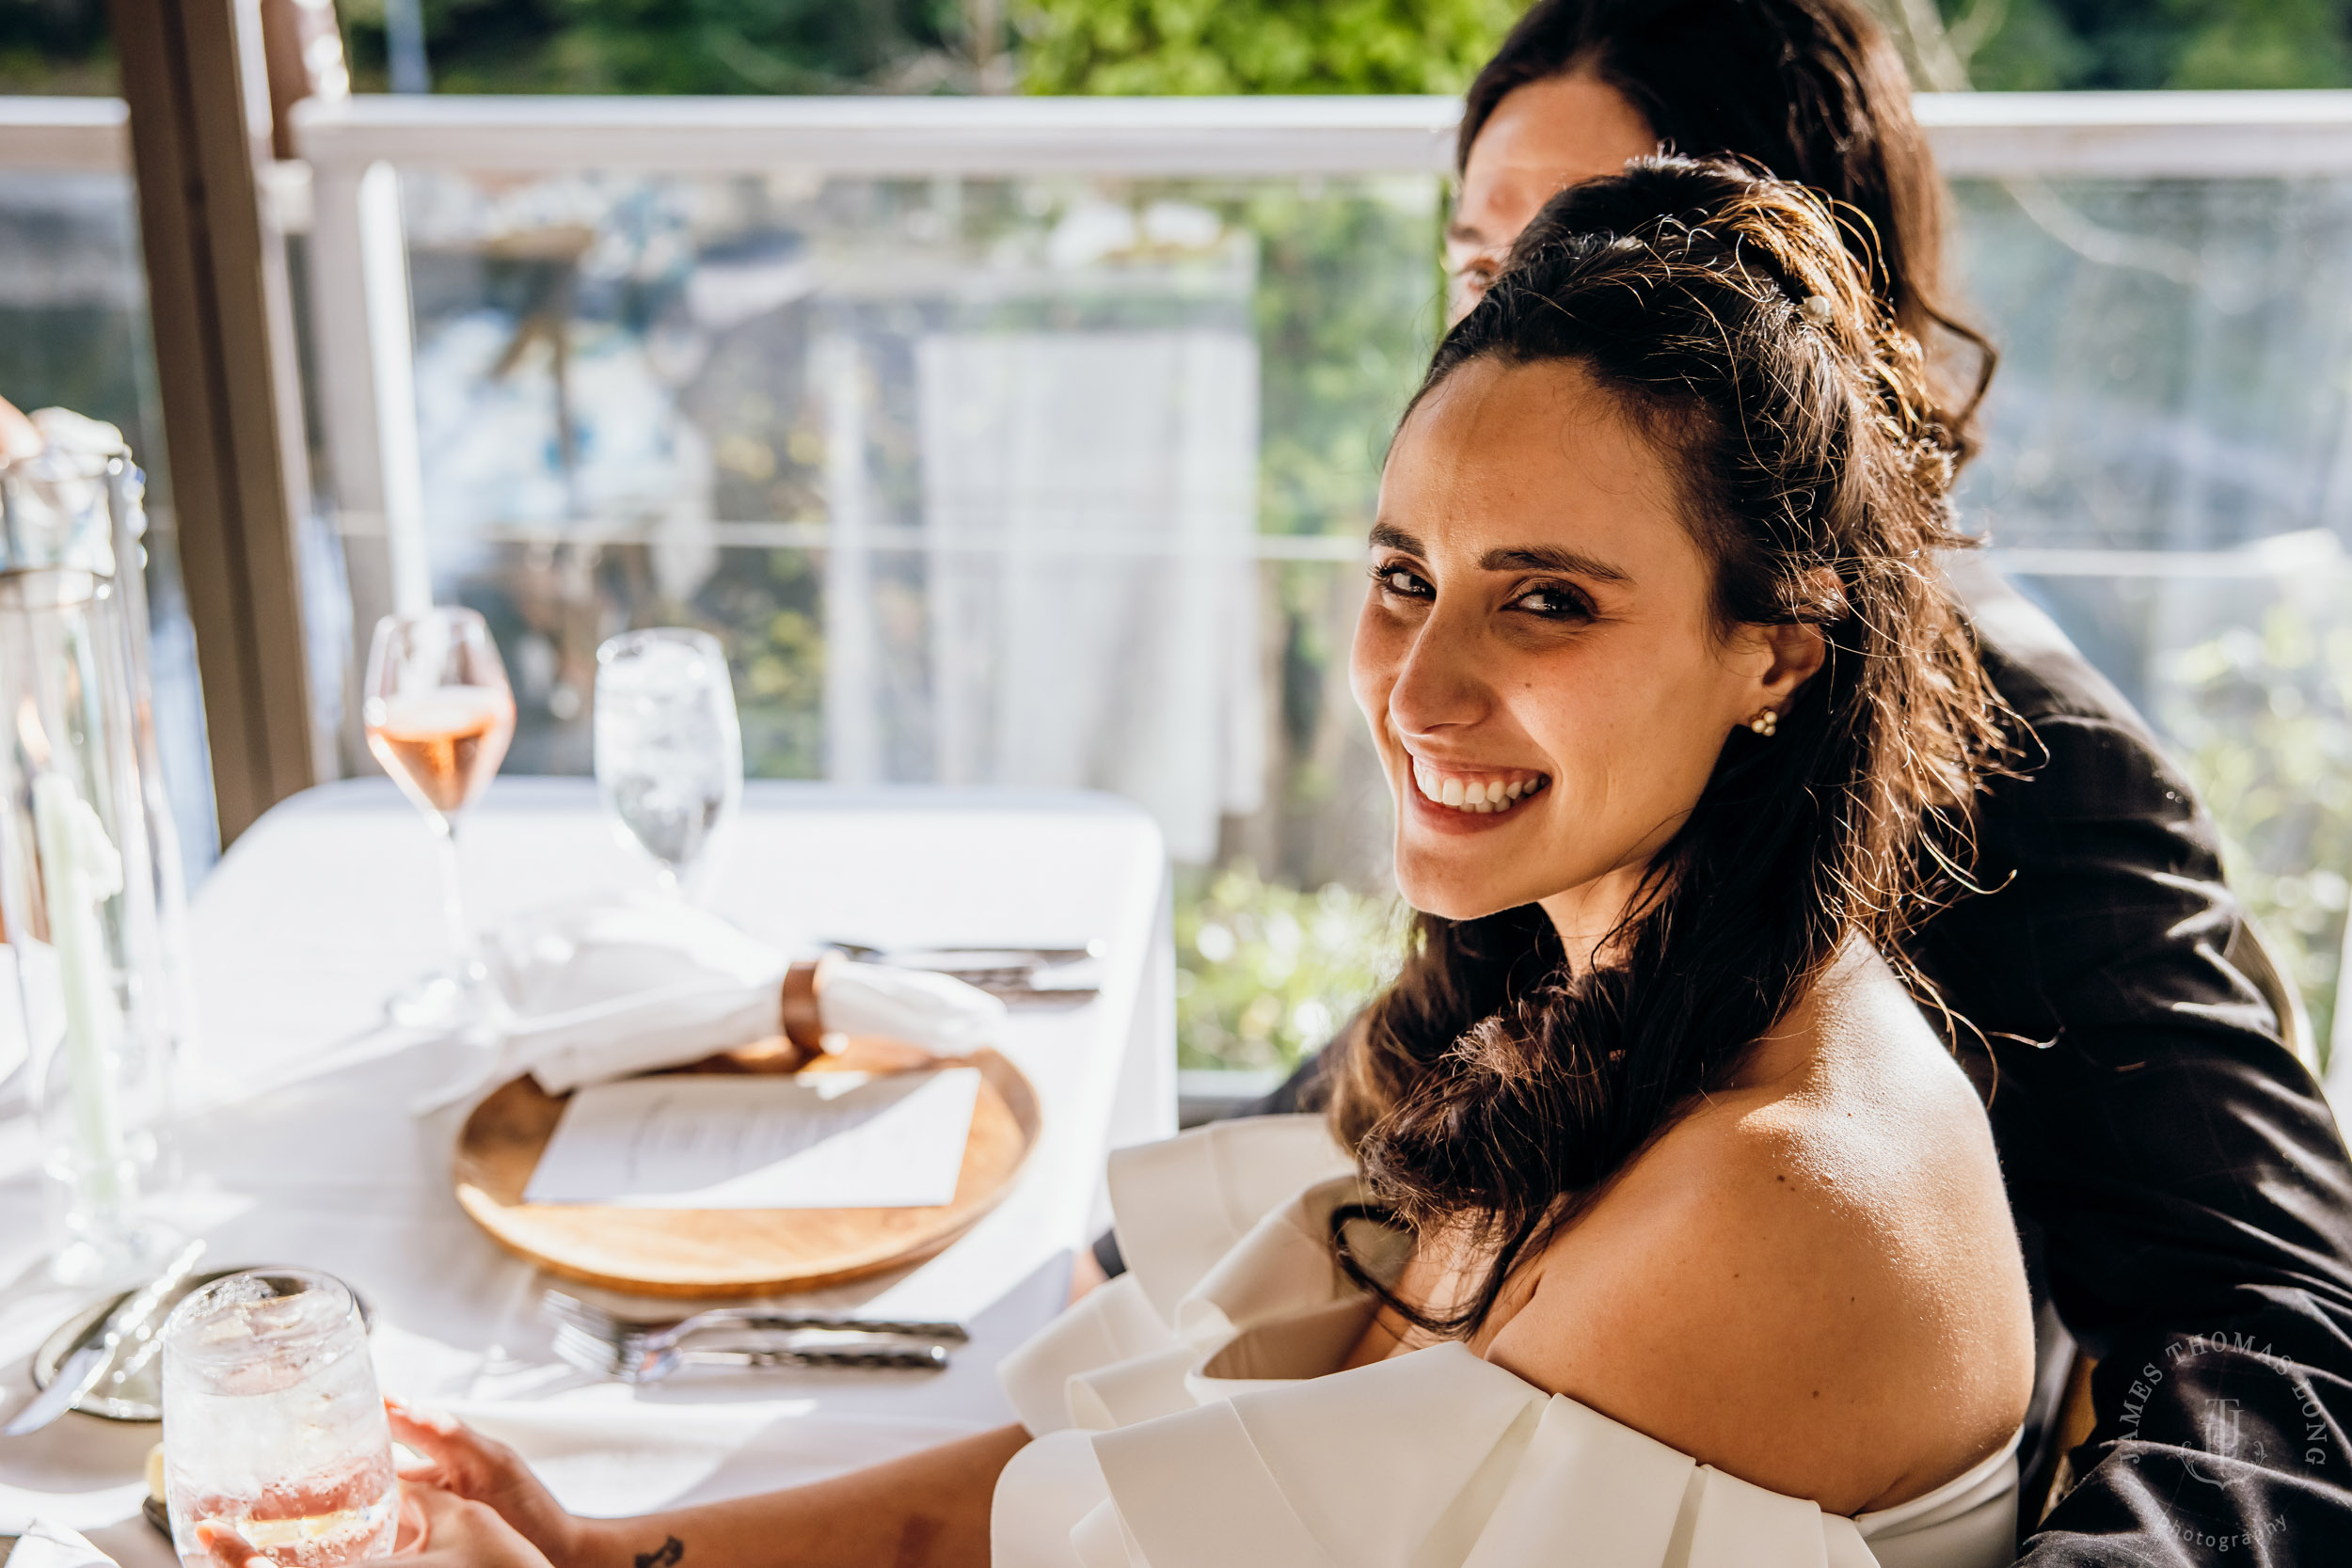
[1387,613,1493,738]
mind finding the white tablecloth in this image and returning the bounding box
[0,779,1175,1565]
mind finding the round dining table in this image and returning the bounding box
[0,778,1175,1565]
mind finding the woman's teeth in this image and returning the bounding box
[1411,760,1549,815]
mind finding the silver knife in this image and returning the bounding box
[823,941,1104,968]
[819,942,1105,1005]
[3,1237,206,1435]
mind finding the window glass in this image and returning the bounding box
[1953,175,2352,1055]
[398,169,1436,1069]
[385,164,2352,1070]
[0,168,216,884]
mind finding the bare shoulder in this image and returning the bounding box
[1482,946,2033,1514]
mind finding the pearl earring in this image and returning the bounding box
[1748,708,1778,737]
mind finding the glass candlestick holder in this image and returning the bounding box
[0,441,182,1284]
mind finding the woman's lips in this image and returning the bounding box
[1407,757,1549,816]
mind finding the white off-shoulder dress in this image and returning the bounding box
[991,1116,2022,1568]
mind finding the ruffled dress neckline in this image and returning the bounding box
[992,1116,2021,1568]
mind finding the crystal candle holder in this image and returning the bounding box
[0,437,183,1283]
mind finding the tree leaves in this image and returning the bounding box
[1015,0,1520,97]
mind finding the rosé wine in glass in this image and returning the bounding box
[362,607,515,1025]
[366,686,516,817]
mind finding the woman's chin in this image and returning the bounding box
[1390,771,1565,919]
[1393,856,1538,924]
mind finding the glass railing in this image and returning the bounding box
[278,91,2352,1075]
[6,91,2346,1073]
[1954,168,2352,1057]
[380,162,1433,1073]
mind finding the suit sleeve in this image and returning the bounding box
[1917,703,2352,1563]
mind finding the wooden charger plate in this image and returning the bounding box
[454,1036,1040,1297]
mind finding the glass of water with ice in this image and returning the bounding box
[161,1269,397,1567]
[595,627,743,895]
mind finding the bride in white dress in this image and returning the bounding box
[239,160,2036,1568]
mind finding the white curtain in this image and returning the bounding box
[916,331,1264,863]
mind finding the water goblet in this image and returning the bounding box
[160,1268,398,1568]
[594,628,742,896]
[363,606,516,1025]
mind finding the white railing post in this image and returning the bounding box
[357,162,430,615]
[303,158,373,523]
[303,145,430,615]
[304,143,431,801]
[817,333,881,784]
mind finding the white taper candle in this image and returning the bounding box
[31,767,129,1206]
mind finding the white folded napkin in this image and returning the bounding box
[483,898,1009,1095]
[814,961,1015,1053]
[0,1517,119,1568]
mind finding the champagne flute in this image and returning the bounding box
[594,627,742,896]
[364,607,515,1024]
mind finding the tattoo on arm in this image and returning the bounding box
[633,1538,684,1568]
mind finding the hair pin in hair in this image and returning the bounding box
[1801,294,1835,325]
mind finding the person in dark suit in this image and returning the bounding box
[1087,3,2352,1560]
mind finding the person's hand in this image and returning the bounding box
[400,1484,559,1566]
[387,1398,593,1566]
[195,1483,555,1566]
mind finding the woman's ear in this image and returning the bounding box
[1756,622,1827,705]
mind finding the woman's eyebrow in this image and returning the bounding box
[1479,545,1633,584]
[1368,522,1423,554]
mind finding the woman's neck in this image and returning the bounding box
[1535,863,1656,971]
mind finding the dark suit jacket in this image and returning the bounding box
[1098,561,2352,1564]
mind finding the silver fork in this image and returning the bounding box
[548,1322,947,1383]
[542,1291,968,1358]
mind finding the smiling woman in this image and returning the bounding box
[1356,364,1820,926]
[1324,154,2030,1508]
[312,157,2038,1568]
[1341,148,2005,1265]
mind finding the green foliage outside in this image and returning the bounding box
[1248,185,1443,540]
[1243,179,1440,927]
[337,0,2352,97]
[56,0,2286,100]
[1175,861,1406,1071]
[1016,0,1517,96]
[691,553,829,779]
[8,1,2352,112]
[337,0,975,94]
[340,0,1522,96]
[1937,0,2352,91]
[2164,599,2352,1066]
[0,0,113,93]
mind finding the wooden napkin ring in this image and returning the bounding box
[781,957,833,1054]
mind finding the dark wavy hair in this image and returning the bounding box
[1327,157,2010,1338]
[1459,0,1994,455]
